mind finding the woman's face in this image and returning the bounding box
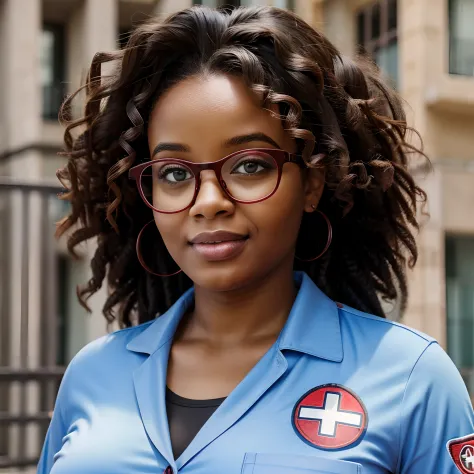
[147,74,324,291]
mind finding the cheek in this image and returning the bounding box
[250,168,305,246]
[153,213,184,252]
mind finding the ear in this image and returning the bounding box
[303,166,325,213]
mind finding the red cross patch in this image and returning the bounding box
[292,384,368,450]
[447,434,474,473]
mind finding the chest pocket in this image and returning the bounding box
[241,453,362,474]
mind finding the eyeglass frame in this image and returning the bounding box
[128,148,307,214]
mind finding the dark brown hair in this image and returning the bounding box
[56,5,427,327]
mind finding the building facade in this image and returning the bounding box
[321,0,474,399]
[0,0,473,470]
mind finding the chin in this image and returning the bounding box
[185,264,256,293]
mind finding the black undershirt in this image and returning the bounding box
[166,388,226,460]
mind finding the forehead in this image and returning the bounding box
[147,74,287,147]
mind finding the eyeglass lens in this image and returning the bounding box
[139,150,279,212]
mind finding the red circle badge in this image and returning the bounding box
[292,384,368,450]
[448,435,474,474]
[459,445,474,473]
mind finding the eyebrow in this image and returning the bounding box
[224,133,281,149]
[152,143,190,156]
[152,132,282,159]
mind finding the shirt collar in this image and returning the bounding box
[126,287,194,355]
[127,272,343,363]
[277,272,343,362]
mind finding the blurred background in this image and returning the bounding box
[0,0,473,471]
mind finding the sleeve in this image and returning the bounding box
[398,341,474,474]
[36,403,66,473]
[37,364,74,474]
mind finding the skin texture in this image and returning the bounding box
[59,6,428,328]
[147,74,324,399]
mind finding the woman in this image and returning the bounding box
[38,5,473,474]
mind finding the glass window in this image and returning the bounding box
[371,3,381,40]
[193,0,215,5]
[374,40,399,88]
[194,0,241,6]
[449,0,474,76]
[446,235,474,394]
[273,0,295,9]
[357,11,366,46]
[118,28,131,49]
[388,0,397,30]
[40,24,65,120]
[355,1,398,88]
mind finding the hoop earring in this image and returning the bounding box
[295,208,333,262]
[136,220,182,277]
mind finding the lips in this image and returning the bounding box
[189,231,249,261]
[190,231,247,244]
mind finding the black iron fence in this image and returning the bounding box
[0,178,66,470]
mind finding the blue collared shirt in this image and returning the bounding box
[38,273,474,474]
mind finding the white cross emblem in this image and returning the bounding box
[298,392,363,437]
[461,446,474,470]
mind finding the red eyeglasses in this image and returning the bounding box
[128,148,306,214]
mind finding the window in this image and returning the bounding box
[356,0,398,88]
[446,235,474,394]
[449,0,474,76]
[118,28,132,49]
[193,1,293,10]
[193,0,241,8]
[273,0,295,9]
[41,24,65,120]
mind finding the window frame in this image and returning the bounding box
[445,233,474,394]
[356,0,397,57]
[41,23,66,121]
[356,0,398,87]
[193,0,241,8]
[448,0,474,76]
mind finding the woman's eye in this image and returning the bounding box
[159,167,192,183]
[233,160,266,175]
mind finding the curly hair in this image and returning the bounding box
[56,5,427,327]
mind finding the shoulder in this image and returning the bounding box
[72,320,155,365]
[404,340,469,399]
[335,303,463,388]
[337,303,435,352]
[337,304,472,410]
[59,320,155,392]
[338,303,469,394]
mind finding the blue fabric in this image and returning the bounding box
[37,273,474,474]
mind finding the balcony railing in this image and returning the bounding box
[0,178,66,469]
[449,37,474,76]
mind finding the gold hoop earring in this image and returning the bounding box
[136,220,182,277]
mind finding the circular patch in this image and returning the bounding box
[460,445,474,473]
[292,384,368,450]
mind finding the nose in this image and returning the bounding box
[189,170,234,220]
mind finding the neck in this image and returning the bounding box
[184,263,298,346]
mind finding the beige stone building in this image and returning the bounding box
[320,0,474,399]
[0,0,473,469]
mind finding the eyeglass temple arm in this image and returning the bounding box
[288,154,307,168]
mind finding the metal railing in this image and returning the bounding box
[449,37,474,76]
[0,178,66,469]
